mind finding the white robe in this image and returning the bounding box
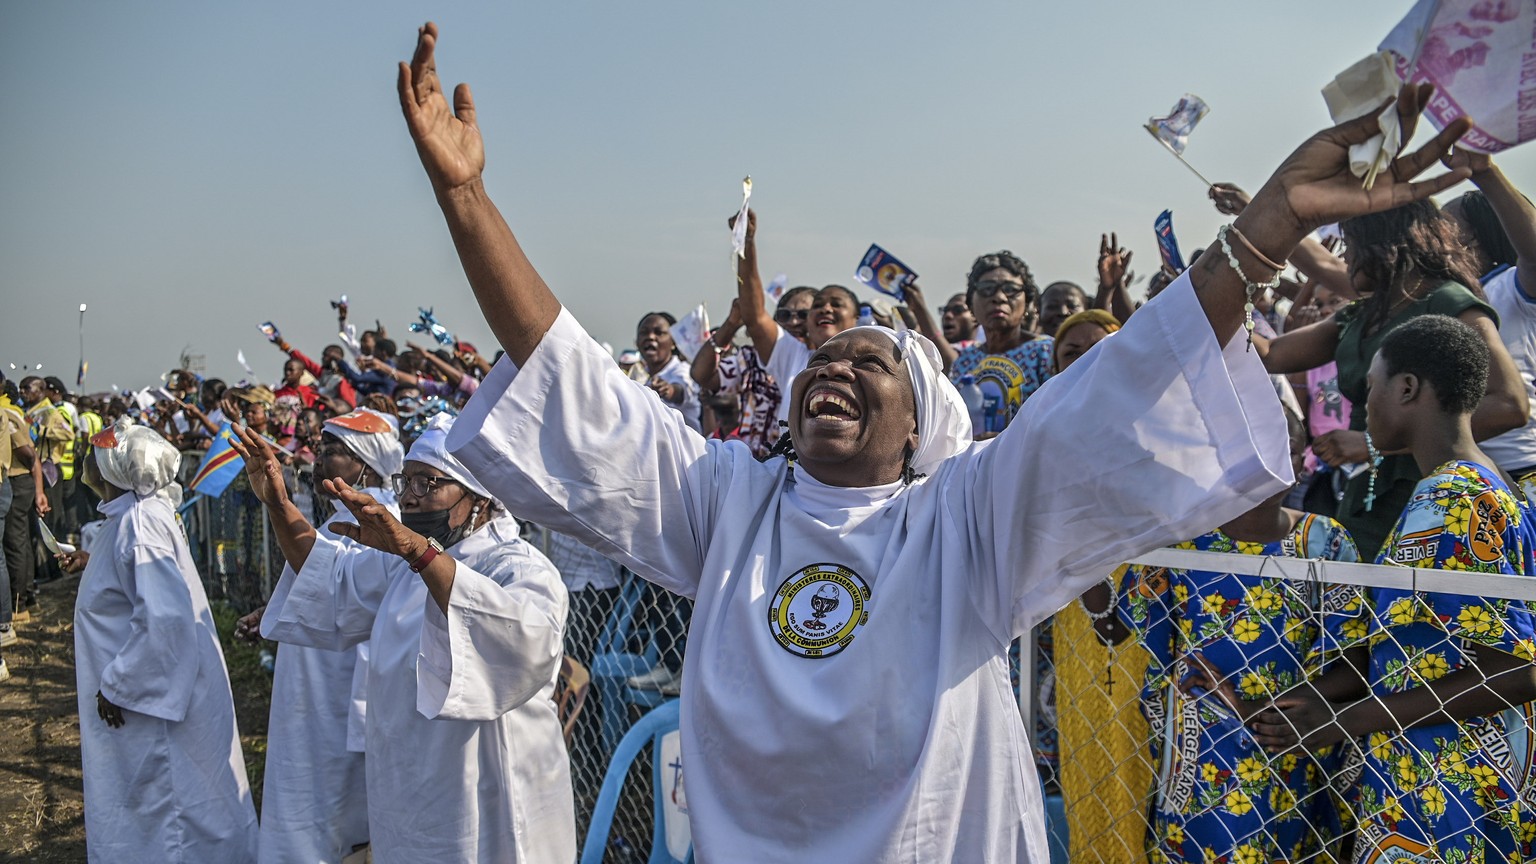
[260,512,575,864]
[446,272,1291,862]
[74,493,259,864]
[257,487,397,864]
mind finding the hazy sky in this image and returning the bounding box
[4,1,1533,392]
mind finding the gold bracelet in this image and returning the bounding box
[1228,224,1287,273]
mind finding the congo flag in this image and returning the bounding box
[188,423,245,498]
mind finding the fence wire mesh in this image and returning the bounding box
[1032,547,1536,864]
[174,452,1536,863]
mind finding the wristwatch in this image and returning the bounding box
[408,537,445,573]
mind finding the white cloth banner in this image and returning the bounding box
[1381,0,1536,153]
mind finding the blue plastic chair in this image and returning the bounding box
[580,699,692,864]
[1042,777,1068,863]
[590,572,678,753]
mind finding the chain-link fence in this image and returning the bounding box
[1028,547,1536,864]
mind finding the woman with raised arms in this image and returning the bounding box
[396,22,1473,862]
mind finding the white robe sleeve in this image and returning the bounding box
[259,532,391,651]
[951,271,1292,639]
[448,308,728,597]
[97,544,203,722]
[416,546,567,721]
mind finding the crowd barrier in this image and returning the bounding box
[173,458,1536,862]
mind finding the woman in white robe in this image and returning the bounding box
[234,413,575,864]
[392,23,1476,862]
[74,420,258,863]
[241,408,403,864]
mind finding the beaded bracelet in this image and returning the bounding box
[1217,224,1283,351]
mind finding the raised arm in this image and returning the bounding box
[1450,149,1536,294]
[898,282,958,372]
[399,22,560,367]
[730,210,779,359]
[1189,85,1471,345]
[1210,183,1355,299]
[1093,233,1137,324]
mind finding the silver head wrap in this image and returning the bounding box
[94,418,184,507]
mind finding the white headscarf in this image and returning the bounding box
[406,413,499,504]
[323,408,405,484]
[94,418,184,507]
[842,325,972,478]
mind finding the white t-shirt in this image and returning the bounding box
[764,325,811,424]
[447,271,1289,862]
[1481,267,1536,472]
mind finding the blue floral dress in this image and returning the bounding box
[1324,460,1536,864]
[1118,514,1361,863]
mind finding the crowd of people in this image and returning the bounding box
[13,20,1536,864]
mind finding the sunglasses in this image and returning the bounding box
[972,282,1027,299]
[939,304,970,316]
[774,309,811,324]
[390,473,463,498]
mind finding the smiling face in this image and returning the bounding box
[788,329,917,487]
[1054,323,1110,372]
[636,314,677,374]
[775,291,815,344]
[808,287,861,348]
[969,268,1032,342]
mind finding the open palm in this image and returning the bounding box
[1259,84,1472,238]
[399,22,484,192]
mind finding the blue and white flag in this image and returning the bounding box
[1146,94,1210,155]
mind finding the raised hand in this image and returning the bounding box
[1238,83,1473,258]
[325,478,427,561]
[399,22,484,193]
[227,424,288,508]
[1441,146,1492,177]
[1208,183,1251,216]
[1097,232,1133,289]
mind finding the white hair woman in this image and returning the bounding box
[230,413,573,864]
[75,419,259,863]
[399,22,1473,861]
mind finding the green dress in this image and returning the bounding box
[1331,283,1496,558]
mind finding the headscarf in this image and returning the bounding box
[323,408,405,483]
[92,418,184,507]
[406,413,498,504]
[231,385,276,406]
[1053,308,1122,343]
[841,325,971,478]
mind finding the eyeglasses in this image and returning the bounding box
[774,309,810,324]
[390,473,462,498]
[939,304,970,316]
[972,282,1027,299]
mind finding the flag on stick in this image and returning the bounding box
[187,423,245,498]
[1144,94,1214,186]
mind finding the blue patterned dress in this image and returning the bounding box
[948,338,1054,433]
[1118,514,1361,863]
[1324,460,1536,864]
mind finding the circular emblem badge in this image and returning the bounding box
[769,563,871,659]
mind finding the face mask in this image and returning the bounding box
[401,500,483,548]
[401,508,461,547]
